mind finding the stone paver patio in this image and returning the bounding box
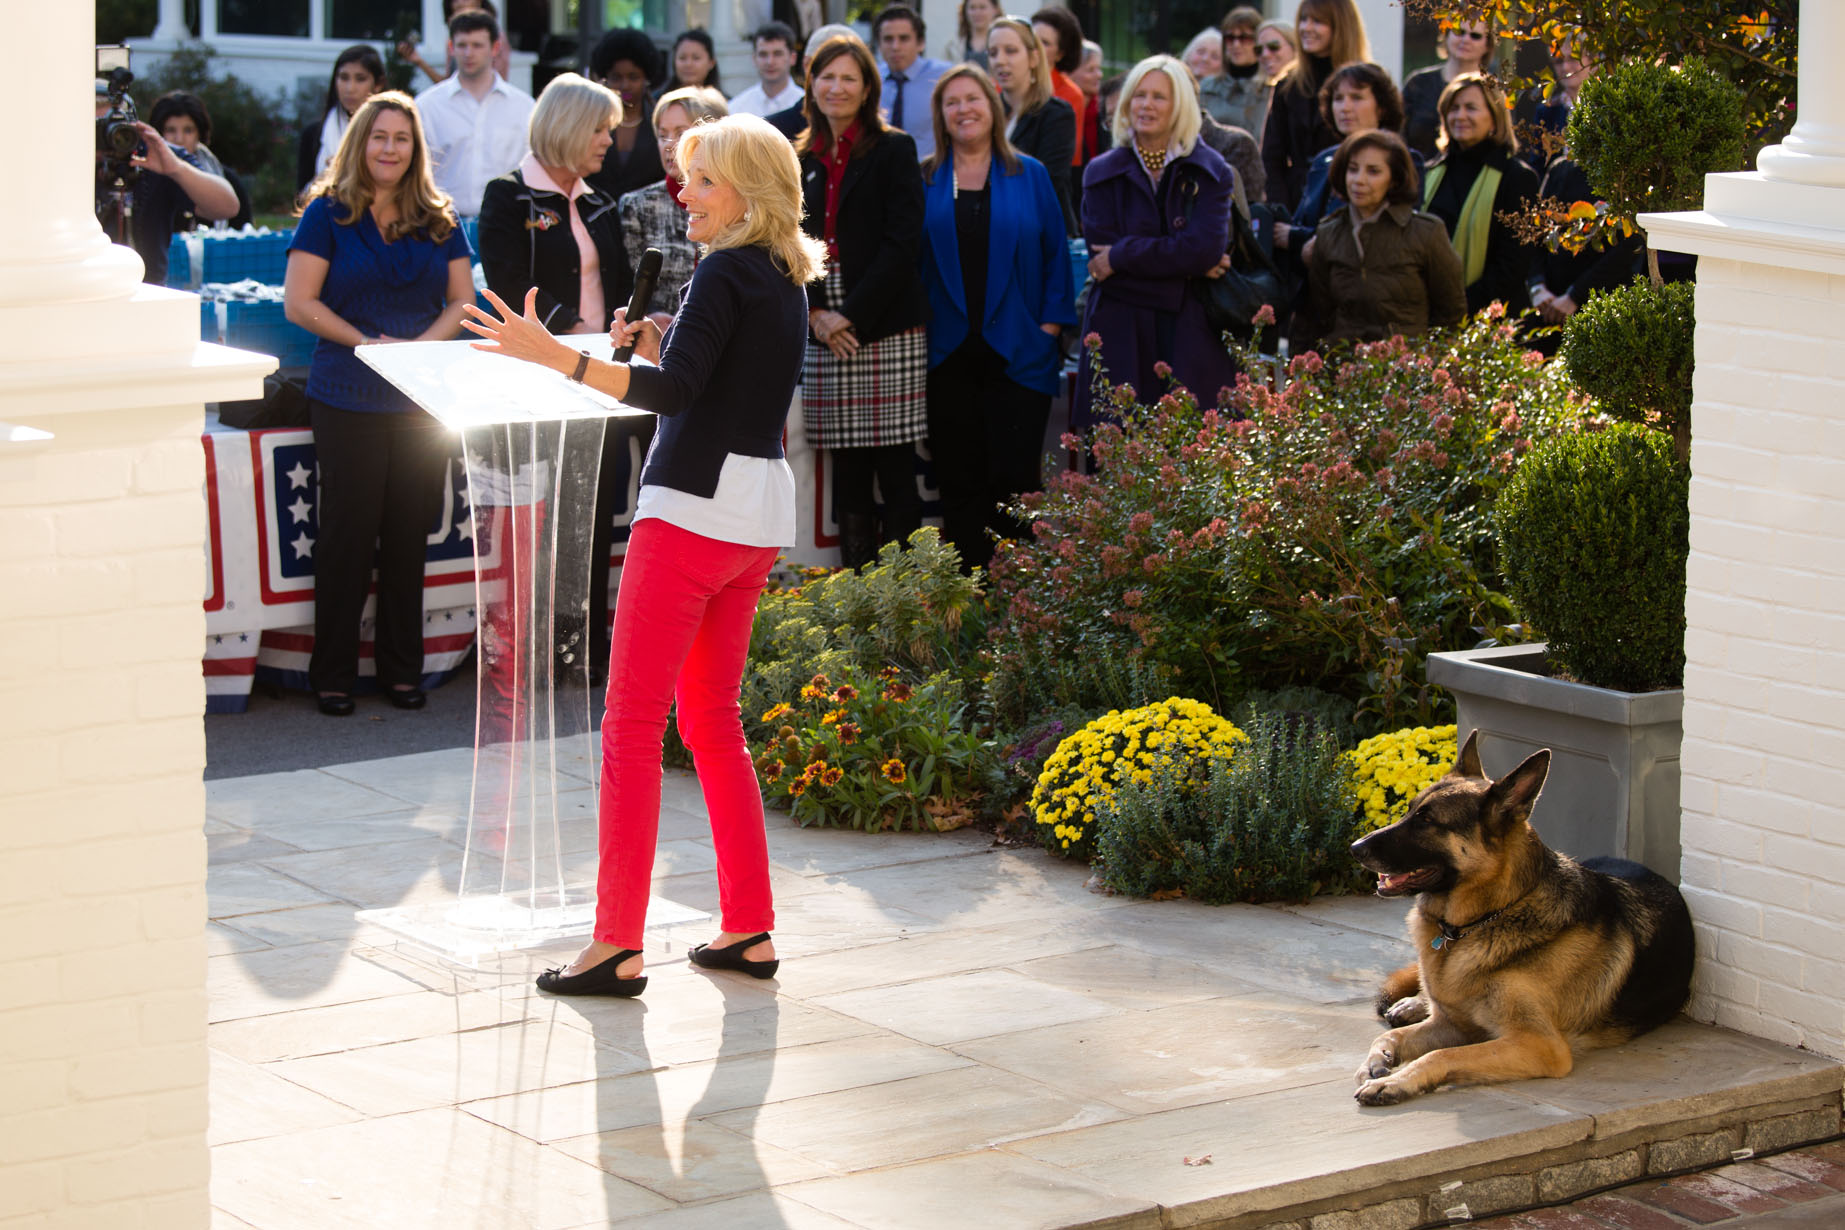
[204,742,1844,1230]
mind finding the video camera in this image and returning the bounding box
[96,44,140,238]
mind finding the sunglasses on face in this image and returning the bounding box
[1224,31,1254,42]
[1257,41,1286,53]
[1451,29,1487,40]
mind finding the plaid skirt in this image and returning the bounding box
[803,262,929,450]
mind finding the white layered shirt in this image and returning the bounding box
[416,72,535,217]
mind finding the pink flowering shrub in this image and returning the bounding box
[985,314,1593,732]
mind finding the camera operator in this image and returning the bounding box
[95,79,239,284]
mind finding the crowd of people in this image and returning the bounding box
[119,0,1634,718]
[127,2,1659,994]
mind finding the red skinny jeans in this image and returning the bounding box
[596,516,779,948]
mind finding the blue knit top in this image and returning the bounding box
[289,197,473,413]
[624,244,809,498]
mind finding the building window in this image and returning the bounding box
[219,0,310,37]
[329,0,411,40]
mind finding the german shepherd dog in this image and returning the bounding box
[1347,731,1694,1106]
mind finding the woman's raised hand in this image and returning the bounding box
[611,307,663,364]
[462,288,570,370]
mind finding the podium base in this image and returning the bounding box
[357,891,710,967]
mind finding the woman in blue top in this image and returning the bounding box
[283,92,475,717]
[918,65,1074,572]
[462,115,828,997]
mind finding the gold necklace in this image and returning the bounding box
[1137,144,1168,175]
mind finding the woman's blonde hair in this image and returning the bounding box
[1276,0,1372,97]
[303,91,455,242]
[1436,71,1517,154]
[1255,20,1299,82]
[676,114,826,286]
[1111,55,1203,154]
[528,73,621,172]
[653,85,728,134]
[988,17,1053,113]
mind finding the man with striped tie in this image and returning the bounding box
[873,5,950,162]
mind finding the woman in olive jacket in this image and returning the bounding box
[1307,130,1464,342]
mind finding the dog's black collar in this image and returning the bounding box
[1429,894,1528,950]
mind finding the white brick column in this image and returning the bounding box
[1641,13,1845,1060]
[0,4,271,1225]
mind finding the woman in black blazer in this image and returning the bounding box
[797,36,930,569]
[478,74,635,675]
[986,17,1078,234]
[296,44,385,192]
[585,28,667,203]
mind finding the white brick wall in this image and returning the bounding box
[0,404,213,1227]
[1679,252,1845,1060]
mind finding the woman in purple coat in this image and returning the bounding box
[1075,55,1237,432]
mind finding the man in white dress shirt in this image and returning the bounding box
[415,10,535,217]
[725,22,805,119]
[873,4,950,162]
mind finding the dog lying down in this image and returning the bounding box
[1348,731,1693,1106]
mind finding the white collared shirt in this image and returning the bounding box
[726,79,804,119]
[416,72,536,217]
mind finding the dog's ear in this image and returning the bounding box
[1448,729,1486,781]
[1485,748,1550,829]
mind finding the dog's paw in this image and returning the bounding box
[1355,1075,1418,1107]
[1355,1043,1396,1085]
[1383,995,1429,1027]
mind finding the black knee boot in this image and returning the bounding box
[839,512,879,570]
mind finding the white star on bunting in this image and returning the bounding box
[286,462,312,490]
[291,532,314,560]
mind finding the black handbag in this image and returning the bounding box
[1178,174,1288,344]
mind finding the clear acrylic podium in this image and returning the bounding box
[353,339,708,964]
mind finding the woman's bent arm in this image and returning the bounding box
[284,250,371,346]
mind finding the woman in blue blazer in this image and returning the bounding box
[919,64,1075,572]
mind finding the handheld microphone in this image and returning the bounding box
[614,247,664,362]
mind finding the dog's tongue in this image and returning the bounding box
[1377,872,1409,892]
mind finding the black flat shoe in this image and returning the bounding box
[689,932,779,980]
[317,693,355,716]
[387,686,427,710]
[535,949,646,997]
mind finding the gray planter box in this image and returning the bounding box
[1425,643,1683,881]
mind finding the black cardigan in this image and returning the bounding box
[1009,96,1078,235]
[1424,140,1539,313]
[1262,54,1336,210]
[1530,155,1643,304]
[477,170,630,333]
[799,127,928,344]
[626,245,810,497]
[587,98,666,203]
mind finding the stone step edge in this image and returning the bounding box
[1209,1096,1845,1230]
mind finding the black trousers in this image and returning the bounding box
[832,443,923,551]
[590,416,655,664]
[925,341,1052,572]
[307,401,449,694]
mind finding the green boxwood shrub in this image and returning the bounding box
[1570,56,1746,219]
[1092,709,1364,903]
[1494,424,1690,693]
[1560,278,1696,454]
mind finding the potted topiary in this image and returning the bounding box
[1428,425,1689,875]
[1424,57,1741,880]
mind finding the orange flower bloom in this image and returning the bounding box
[881,758,907,784]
